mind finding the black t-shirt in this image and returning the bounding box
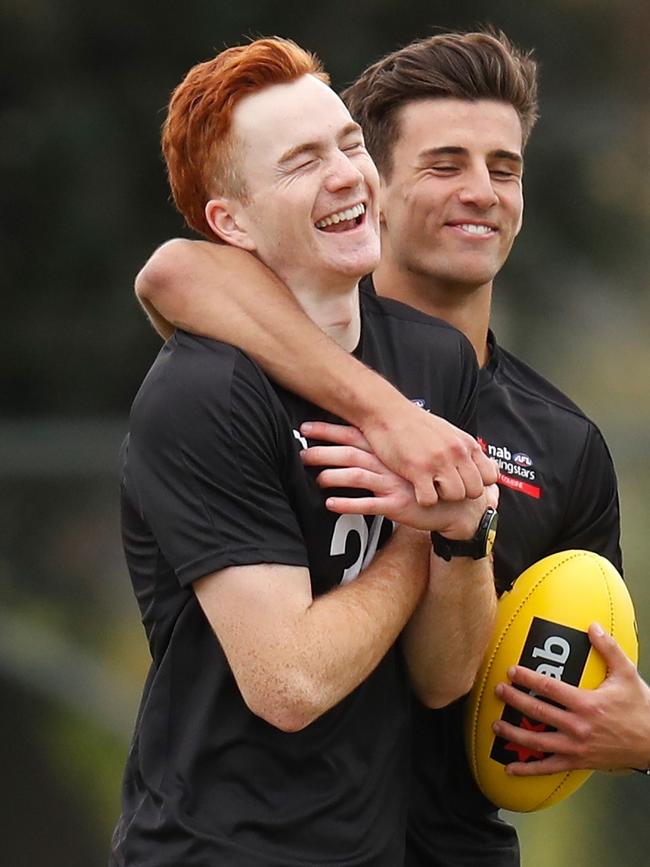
[406,331,622,867]
[110,286,479,867]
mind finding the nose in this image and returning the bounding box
[457,165,499,210]
[323,149,365,193]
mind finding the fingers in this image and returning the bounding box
[316,467,389,494]
[501,665,579,710]
[301,445,381,472]
[421,442,498,504]
[448,459,484,500]
[474,447,499,485]
[413,477,439,508]
[588,622,636,672]
[494,681,569,729]
[491,716,564,757]
[432,468,467,502]
[300,421,371,451]
[299,423,500,507]
[504,754,576,777]
[324,496,386,515]
[485,483,500,510]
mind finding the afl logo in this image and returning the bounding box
[513,452,533,467]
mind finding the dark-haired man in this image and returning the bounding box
[134,29,635,867]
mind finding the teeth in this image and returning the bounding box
[315,202,365,228]
[458,223,493,235]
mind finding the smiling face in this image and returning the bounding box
[205,74,380,295]
[378,98,524,296]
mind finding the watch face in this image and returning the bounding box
[485,509,498,557]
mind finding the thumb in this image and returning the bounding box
[588,622,635,674]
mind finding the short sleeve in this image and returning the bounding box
[123,333,308,586]
[551,423,623,573]
[450,334,480,437]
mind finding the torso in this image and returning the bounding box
[406,332,621,867]
[112,288,480,867]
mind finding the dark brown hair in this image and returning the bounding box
[342,30,538,179]
[162,37,328,239]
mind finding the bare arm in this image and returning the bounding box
[300,421,498,709]
[493,623,650,774]
[401,553,497,708]
[135,238,498,505]
[193,522,429,733]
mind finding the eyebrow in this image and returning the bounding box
[417,146,523,164]
[278,121,364,166]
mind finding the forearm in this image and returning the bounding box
[135,238,404,422]
[402,554,497,708]
[196,526,429,733]
[136,239,498,504]
[294,525,430,723]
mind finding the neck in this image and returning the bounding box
[287,275,361,352]
[372,257,492,367]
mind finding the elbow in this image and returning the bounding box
[134,238,194,304]
[240,674,328,733]
[255,707,315,734]
[415,672,478,711]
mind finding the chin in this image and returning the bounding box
[433,258,501,290]
[323,243,380,279]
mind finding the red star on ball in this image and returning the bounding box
[504,716,547,763]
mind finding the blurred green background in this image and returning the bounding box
[2,1,648,864]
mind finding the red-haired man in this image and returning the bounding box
[110,38,499,866]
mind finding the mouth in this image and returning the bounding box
[446,221,497,237]
[315,202,366,233]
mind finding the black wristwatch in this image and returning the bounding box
[431,507,498,562]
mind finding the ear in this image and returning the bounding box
[205,198,257,251]
[378,177,388,227]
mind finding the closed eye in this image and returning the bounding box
[426,164,460,174]
[290,156,320,173]
[490,169,520,179]
[342,140,366,154]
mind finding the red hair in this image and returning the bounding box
[162,37,329,240]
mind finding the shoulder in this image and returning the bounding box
[136,331,274,402]
[130,331,283,437]
[359,285,475,365]
[494,343,612,452]
[360,284,464,338]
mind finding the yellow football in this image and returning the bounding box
[464,550,638,812]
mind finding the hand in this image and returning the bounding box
[492,622,650,774]
[356,400,499,506]
[300,422,498,535]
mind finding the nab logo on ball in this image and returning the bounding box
[464,550,638,812]
[490,618,591,765]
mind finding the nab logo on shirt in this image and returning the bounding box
[478,437,541,499]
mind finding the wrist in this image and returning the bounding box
[431,508,498,562]
[355,379,413,433]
